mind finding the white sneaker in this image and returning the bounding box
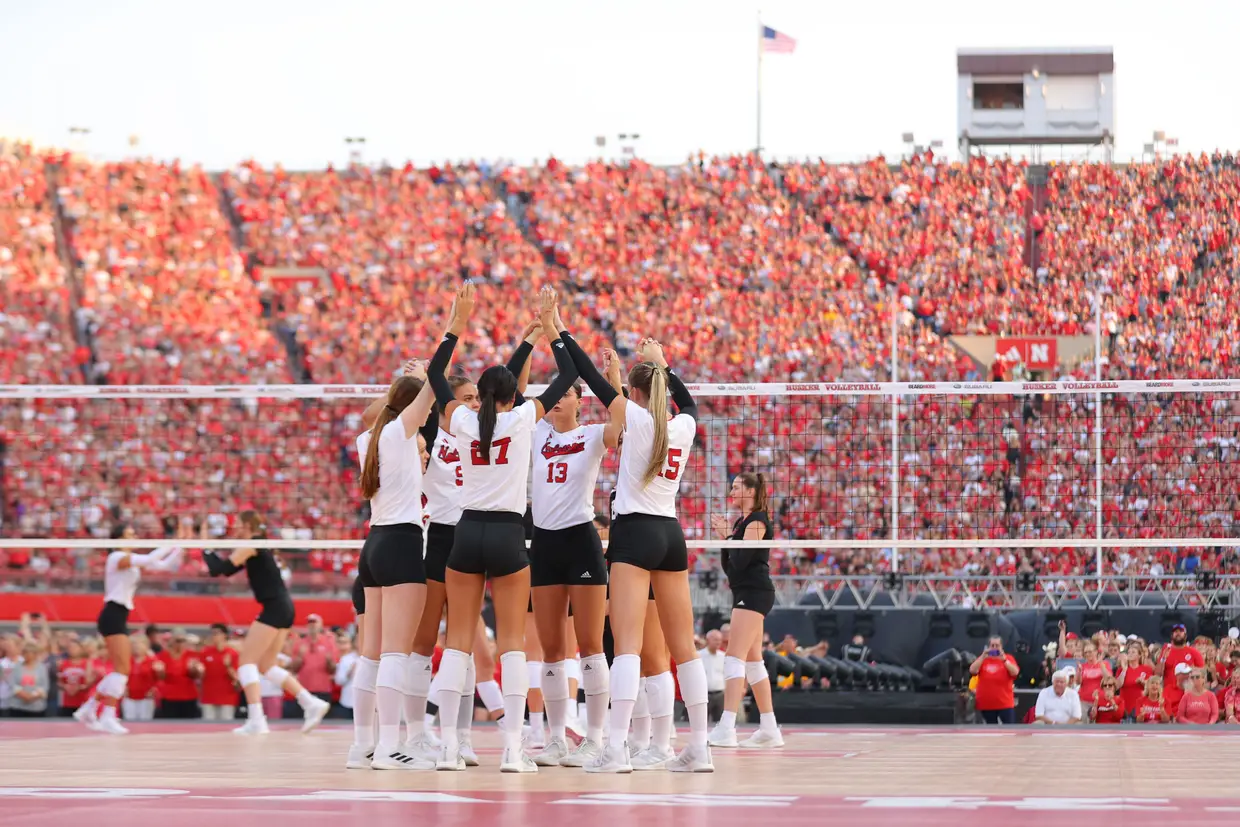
[522,725,546,750]
[533,736,570,767]
[501,745,539,773]
[437,743,466,771]
[74,702,98,727]
[739,728,785,749]
[560,737,602,768]
[627,741,651,759]
[584,741,633,774]
[400,732,439,763]
[96,716,129,735]
[566,716,587,742]
[301,698,331,733]
[234,717,270,735]
[424,726,442,748]
[666,742,714,773]
[631,744,675,771]
[708,723,739,748]
[371,747,435,771]
[345,744,374,769]
[459,733,480,767]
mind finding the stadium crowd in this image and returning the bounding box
[4,141,1240,580]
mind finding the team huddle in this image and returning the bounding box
[83,282,783,774]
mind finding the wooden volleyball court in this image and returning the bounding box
[2,721,1240,827]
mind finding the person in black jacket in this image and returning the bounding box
[707,472,784,749]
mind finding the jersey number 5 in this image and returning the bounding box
[470,437,512,466]
[546,462,568,484]
[658,448,683,481]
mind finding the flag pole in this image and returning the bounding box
[756,11,763,154]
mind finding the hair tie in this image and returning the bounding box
[385,404,399,415]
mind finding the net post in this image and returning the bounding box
[1095,287,1104,594]
[890,293,900,573]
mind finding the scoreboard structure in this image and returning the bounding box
[957,47,1115,161]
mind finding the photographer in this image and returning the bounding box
[970,636,1019,725]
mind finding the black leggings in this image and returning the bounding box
[980,707,1015,725]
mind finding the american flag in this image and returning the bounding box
[761,26,796,54]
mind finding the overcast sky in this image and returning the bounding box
[1,0,1235,169]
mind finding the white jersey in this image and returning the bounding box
[104,547,182,610]
[612,399,696,519]
[424,428,464,526]
[451,400,538,514]
[531,421,607,531]
[356,419,424,526]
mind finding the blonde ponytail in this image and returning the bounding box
[360,407,395,501]
[642,367,670,485]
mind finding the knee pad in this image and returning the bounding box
[724,655,746,682]
[436,649,470,695]
[542,661,570,702]
[98,672,127,699]
[237,663,261,688]
[646,671,675,718]
[356,657,379,693]
[501,651,529,698]
[565,658,582,684]
[526,660,543,691]
[476,679,504,713]
[611,654,641,704]
[406,653,433,697]
[375,653,407,692]
[745,660,770,686]
[581,653,609,696]
[461,655,477,695]
[264,665,291,689]
[675,658,708,707]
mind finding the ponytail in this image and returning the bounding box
[478,388,498,461]
[739,471,769,513]
[360,406,396,500]
[642,367,670,486]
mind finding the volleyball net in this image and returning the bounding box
[2,378,1240,585]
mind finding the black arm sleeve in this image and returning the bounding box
[560,332,619,408]
[419,408,439,445]
[666,369,697,421]
[204,551,243,578]
[428,334,459,408]
[534,336,580,412]
[506,341,534,407]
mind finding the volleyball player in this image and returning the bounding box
[344,575,376,767]
[427,282,579,773]
[707,473,783,748]
[203,511,331,734]
[75,526,183,734]
[406,325,542,765]
[527,327,616,767]
[562,335,711,773]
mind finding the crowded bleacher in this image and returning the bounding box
[4,140,1240,583]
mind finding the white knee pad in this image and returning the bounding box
[501,651,529,698]
[526,660,543,691]
[565,658,582,683]
[581,653,609,696]
[542,661,570,702]
[264,665,291,688]
[675,658,708,707]
[745,660,770,686]
[437,649,470,694]
[611,653,641,704]
[646,671,675,718]
[356,657,379,693]
[461,655,477,695]
[98,672,128,699]
[406,653,433,697]
[237,663,261,689]
[724,655,746,682]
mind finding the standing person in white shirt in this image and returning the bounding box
[349,358,436,771]
[528,306,617,769]
[563,335,711,774]
[75,524,183,734]
[1034,670,1083,724]
[699,630,727,724]
[427,283,579,773]
[335,632,360,715]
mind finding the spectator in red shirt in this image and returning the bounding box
[123,635,159,722]
[1090,678,1125,724]
[1223,671,1240,725]
[1116,642,1154,715]
[198,624,240,720]
[291,614,338,705]
[1177,669,1220,724]
[1160,625,1204,712]
[1133,676,1169,723]
[156,631,203,719]
[1076,642,1112,718]
[57,640,94,717]
[970,636,1019,724]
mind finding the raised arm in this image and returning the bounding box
[399,360,436,440]
[531,287,579,419]
[429,283,476,423]
[508,321,541,398]
[125,546,185,572]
